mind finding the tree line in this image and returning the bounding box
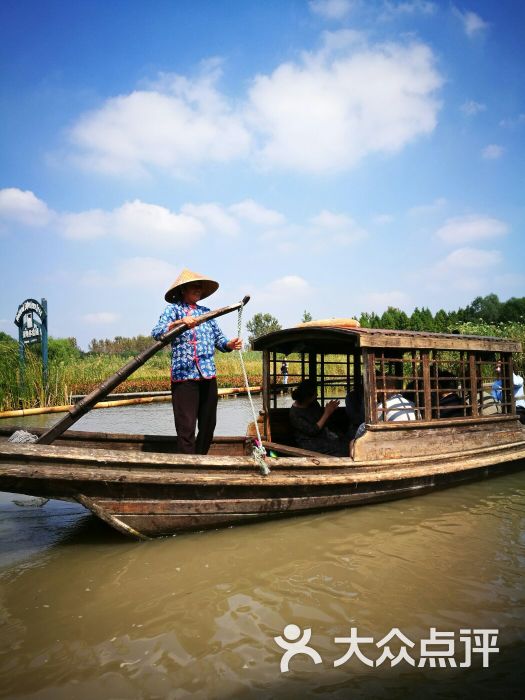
[246,294,525,345]
[358,294,525,331]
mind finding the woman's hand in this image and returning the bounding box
[323,399,340,417]
[316,399,340,430]
[168,315,197,332]
[227,337,243,351]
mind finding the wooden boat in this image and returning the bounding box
[1,325,525,539]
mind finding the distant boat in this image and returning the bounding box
[1,323,524,540]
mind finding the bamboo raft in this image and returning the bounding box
[1,324,524,539]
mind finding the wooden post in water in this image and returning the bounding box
[37,296,250,445]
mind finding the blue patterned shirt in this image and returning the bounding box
[151,302,232,382]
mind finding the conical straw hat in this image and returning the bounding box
[164,268,219,303]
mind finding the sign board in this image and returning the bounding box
[14,297,48,396]
[15,298,46,344]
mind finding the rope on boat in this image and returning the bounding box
[237,303,270,476]
[8,429,39,443]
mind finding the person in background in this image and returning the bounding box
[345,377,365,439]
[289,379,348,456]
[492,361,525,423]
[437,372,464,418]
[491,361,503,403]
[513,370,525,424]
[151,268,242,454]
[281,360,289,385]
[377,375,417,422]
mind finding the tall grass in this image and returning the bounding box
[0,344,262,411]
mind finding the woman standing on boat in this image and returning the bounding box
[152,268,242,454]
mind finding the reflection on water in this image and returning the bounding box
[1,401,524,698]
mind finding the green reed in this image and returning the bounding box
[0,344,263,411]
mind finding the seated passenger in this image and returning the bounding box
[345,378,365,439]
[289,379,348,456]
[350,376,416,458]
[491,362,525,423]
[491,361,503,403]
[377,376,417,421]
[438,373,464,418]
[514,371,525,424]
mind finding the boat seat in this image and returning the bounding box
[268,408,295,446]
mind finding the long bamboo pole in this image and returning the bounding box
[36,296,250,445]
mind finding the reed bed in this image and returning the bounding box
[0,344,262,411]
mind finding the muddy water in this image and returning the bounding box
[1,400,524,699]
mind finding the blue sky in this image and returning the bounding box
[1,0,524,349]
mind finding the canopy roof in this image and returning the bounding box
[253,325,522,355]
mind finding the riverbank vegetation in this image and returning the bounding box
[1,294,524,411]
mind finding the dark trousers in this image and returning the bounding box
[171,379,218,454]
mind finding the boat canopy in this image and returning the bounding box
[254,324,522,438]
[253,326,521,354]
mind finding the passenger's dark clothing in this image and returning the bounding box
[171,378,218,454]
[289,401,348,456]
[345,388,365,438]
[438,392,464,418]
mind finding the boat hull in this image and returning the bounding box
[1,430,525,539]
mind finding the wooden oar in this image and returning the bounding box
[37,296,250,445]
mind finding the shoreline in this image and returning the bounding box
[0,386,263,419]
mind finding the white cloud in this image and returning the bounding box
[360,290,410,311]
[60,209,109,240]
[181,202,239,236]
[0,188,53,227]
[419,246,503,295]
[499,114,525,128]
[261,210,368,252]
[441,247,502,269]
[259,275,313,303]
[460,100,486,116]
[310,210,367,244]
[83,257,179,289]
[408,197,447,217]
[59,200,204,246]
[114,201,204,245]
[482,144,504,160]
[82,312,120,324]
[372,213,394,225]
[229,199,286,227]
[435,215,508,244]
[309,0,353,20]
[454,8,489,38]
[69,65,251,177]
[247,34,442,172]
[65,34,442,177]
[381,1,437,19]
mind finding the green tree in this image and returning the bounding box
[368,312,382,328]
[434,309,449,332]
[48,337,82,364]
[380,307,409,330]
[0,331,17,346]
[419,307,435,331]
[358,312,372,328]
[500,297,525,322]
[462,294,501,323]
[301,310,313,323]
[246,313,281,347]
[409,307,424,331]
